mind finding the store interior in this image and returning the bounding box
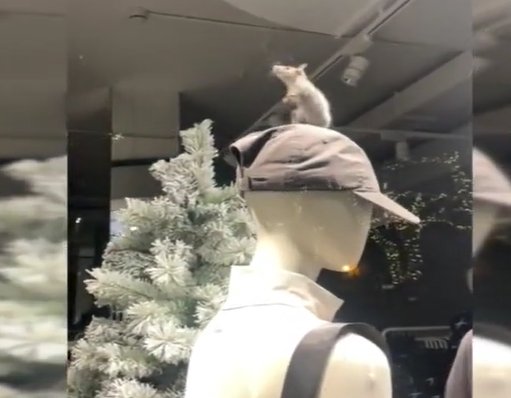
[0,0,510,397]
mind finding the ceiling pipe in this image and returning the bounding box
[126,6,333,36]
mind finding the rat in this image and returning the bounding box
[271,63,332,128]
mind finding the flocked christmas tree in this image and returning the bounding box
[68,120,256,398]
[0,156,67,398]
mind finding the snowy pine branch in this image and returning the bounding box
[0,156,67,397]
[69,120,256,397]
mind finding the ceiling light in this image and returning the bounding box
[341,55,370,87]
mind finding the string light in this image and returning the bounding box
[370,151,471,286]
[111,132,125,141]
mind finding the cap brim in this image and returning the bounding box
[354,191,420,224]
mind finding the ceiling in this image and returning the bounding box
[472,0,511,170]
[0,0,66,159]
[0,0,508,167]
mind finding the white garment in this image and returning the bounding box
[185,266,390,398]
[474,335,511,398]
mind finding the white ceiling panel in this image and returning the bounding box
[0,6,65,79]
[386,80,471,133]
[0,79,65,137]
[69,5,338,90]
[0,1,65,148]
[375,0,471,51]
[112,82,180,137]
[216,0,383,36]
[121,0,283,28]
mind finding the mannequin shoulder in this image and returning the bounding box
[474,335,511,397]
[475,334,511,360]
[319,332,392,398]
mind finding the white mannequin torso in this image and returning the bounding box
[474,335,511,398]
[185,191,392,398]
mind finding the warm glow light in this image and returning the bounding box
[340,264,361,277]
[340,264,353,273]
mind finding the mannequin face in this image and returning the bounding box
[294,191,373,272]
[245,191,373,273]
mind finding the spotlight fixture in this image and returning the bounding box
[341,55,370,87]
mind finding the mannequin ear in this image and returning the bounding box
[298,63,308,71]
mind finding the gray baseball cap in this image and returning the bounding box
[230,124,420,224]
[473,148,511,207]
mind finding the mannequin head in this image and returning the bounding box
[231,124,419,280]
[245,190,373,279]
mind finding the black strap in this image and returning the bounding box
[280,323,390,398]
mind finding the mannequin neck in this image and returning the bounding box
[250,231,323,280]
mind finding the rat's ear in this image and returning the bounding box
[298,63,308,70]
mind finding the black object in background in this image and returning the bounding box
[384,311,471,398]
[67,129,112,339]
[475,231,511,330]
